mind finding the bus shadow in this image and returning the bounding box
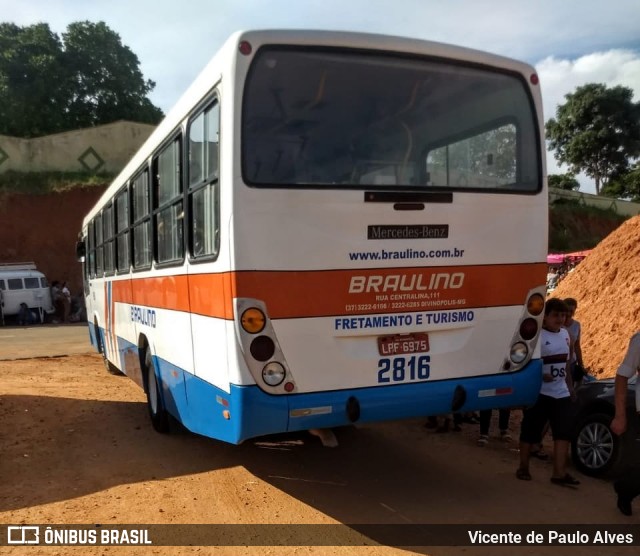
[0,393,482,548]
[1,393,613,553]
[0,394,244,513]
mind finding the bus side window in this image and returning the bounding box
[154,137,184,265]
[132,170,152,269]
[24,278,39,289]
[8,278,23,290]
[189,99,220,260]
[115,188,130,272]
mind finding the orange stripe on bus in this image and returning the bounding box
[108,263,546,320]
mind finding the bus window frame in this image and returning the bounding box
[131,166,153,273]
[103,202,116,277]
[186,93,221,264]
[7,278,23,290]
[95,212,104,277]
[87,221,95,279]
[115,184,132,275]
[152,132,185,269]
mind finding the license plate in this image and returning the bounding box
[377,333,430,356]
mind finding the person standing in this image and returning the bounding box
[477,408,512,446]
[51,281,64,323]
[564,298,587,387]
[516,298,579,486]
[610,331,640,516]
[61,281,71,323]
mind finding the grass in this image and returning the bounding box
[0,170,114,194]
[549,199,628,252]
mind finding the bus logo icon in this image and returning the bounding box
[7,526,40,544]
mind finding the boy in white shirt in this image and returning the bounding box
[517,298,578,486]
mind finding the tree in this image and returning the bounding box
[546,83,640,195]
[0,21,163,137]
[0,23,67,136]
[548,173,580,191]
[62,21,163,129]
[601,162,640,203]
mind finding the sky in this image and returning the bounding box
[3,0,640,193]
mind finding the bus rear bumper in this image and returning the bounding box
[219,360,543,443]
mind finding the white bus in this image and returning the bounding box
[78,30,548,444]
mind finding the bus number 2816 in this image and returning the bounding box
[377,356,431,383]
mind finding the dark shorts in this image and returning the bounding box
[519,394,574,443]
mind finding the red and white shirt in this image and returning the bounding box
[540,327,571,399]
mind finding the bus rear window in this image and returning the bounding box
[242,47,540,192]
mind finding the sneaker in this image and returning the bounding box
[500,430,513,442]
[477,435,489,447]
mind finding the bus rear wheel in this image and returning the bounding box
[144,348,170,433]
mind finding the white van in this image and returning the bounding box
[0,262,54,324]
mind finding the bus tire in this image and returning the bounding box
[144,348,171,434]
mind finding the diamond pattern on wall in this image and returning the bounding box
[78,147,105,172]
[0,146,9,167]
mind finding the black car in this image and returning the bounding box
[571,376,639,477]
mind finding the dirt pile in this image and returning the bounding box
[551,215,640,377]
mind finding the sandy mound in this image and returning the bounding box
[551,215,640,378]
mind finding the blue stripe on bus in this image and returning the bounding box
[91,325,542,444]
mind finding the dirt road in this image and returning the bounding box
[0,327,638,556]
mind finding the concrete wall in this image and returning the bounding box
[0,121,155,174]
[549,187,640,217]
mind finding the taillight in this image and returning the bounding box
[250,336,275,361]
[510,342,528,364]
[241,308,266,334]
[519,318,538,340]
[235,299,296,394]
[239,40,252,56]
[527,293,545,316]
[262,362,285,386]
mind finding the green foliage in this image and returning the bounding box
[548,199,628,251]
[546,83,640,195]
[0,170,113,194]
[601,162,640,202]
[548,173,580,191]
[0,23,67,136]
[62,22,163,129]
[0,21,163,138]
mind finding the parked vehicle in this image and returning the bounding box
[572,375,639,477]
[0,262,54,324]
